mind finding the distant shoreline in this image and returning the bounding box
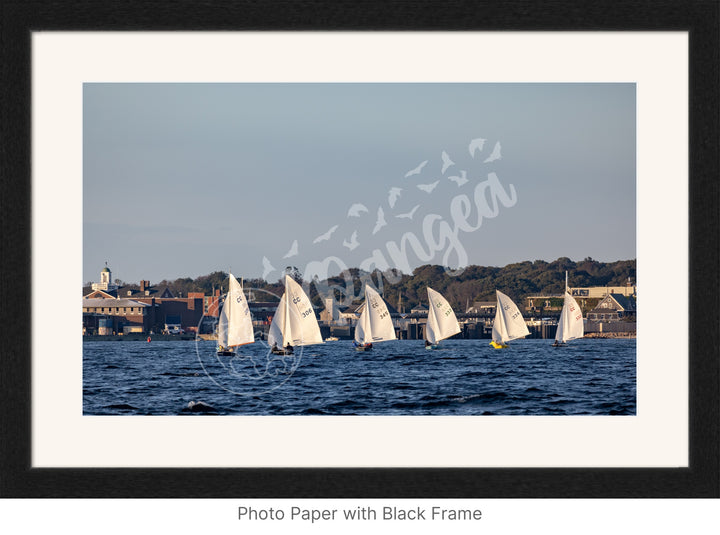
[83,333,636,342]
[583,332,636,339]
[83,334,196,342]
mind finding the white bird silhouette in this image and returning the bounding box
[388,187,402,208]
[373,207,387,235]
[447,170,468,187]
[468,138,486,158]
[313,225,339,243]
[417,181,439,193]
[396,204,420,220]
[343,231,359,250]
[283,239,298,258]
[262,256,275,279]
[404,160,428,177]
[484,141,502,163]
[441,151,455,174]
[347,203,369,217]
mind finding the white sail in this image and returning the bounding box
[491,290,530,344]
[354,296,371,344]
[425,287,461,344]
[217,273,254,349]
[267,292,286,348]
[555,291,584,343]
[267,275,323,347]
[217,299,229,349]
[354,285,397,344]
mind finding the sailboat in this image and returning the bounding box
[354,285,397,351]
[424,287,461,349]
[267,275,323,355]
[216,273,254,356]
[490,290,530,348]
[552,272,584,346]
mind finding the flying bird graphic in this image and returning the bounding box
[313,225,339,243]
[373,207,387,235]
[447,170,468,187]
[417,181,439,193]
[440,151,455,174]
[396,204,420,220]
[343,231,359,250]
[347,203,369,217]
[261,256,276,279]
[404,160,428,178]
[483,141,502,163]
[387,187,402,208]
[283,239,298,258]
[468,138,487,158]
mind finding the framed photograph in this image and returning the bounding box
[1,1,717,499]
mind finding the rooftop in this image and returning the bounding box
[82,298,150,308]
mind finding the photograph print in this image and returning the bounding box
[81,82,637,417]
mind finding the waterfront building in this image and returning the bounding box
[465,301,496,315]
[121,279,174,299]
[82,298,150,334]
[84,266,204,335]
[569,283,636,299]
[410,304,428,315]
[319,297,341,324]
[525,282,637,314]
[587,293,637,322]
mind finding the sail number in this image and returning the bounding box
[368,298,388,318]
[301,307,313,318]
[292,295,303,305]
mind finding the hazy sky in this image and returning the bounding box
[83,83,635,285]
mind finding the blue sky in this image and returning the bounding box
[83,83,635,285]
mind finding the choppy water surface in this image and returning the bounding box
[83,338,635,416]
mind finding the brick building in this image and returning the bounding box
[83,266,205,335]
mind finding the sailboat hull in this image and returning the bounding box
[489,340,509,349]
[217,349,236,356]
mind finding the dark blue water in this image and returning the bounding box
[83,338,636,416]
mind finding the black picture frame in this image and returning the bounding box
[1,0,718,498]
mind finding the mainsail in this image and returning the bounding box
[425,287,461,344]
[354,285,397,345]
[555,291,584,343]
[217,273,254,349]
[268,275,323,347]
[491,290,530,344]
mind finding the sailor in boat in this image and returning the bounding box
[217,344,235,356]
[284,343,294,354]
